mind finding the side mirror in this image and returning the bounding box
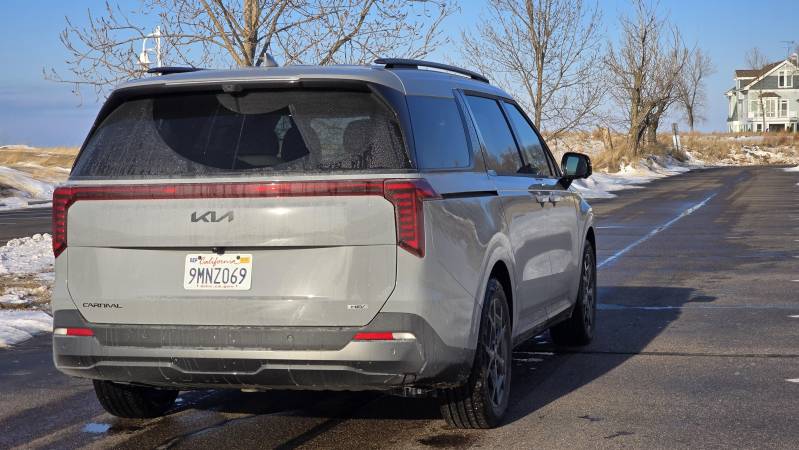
[560,152,592,188]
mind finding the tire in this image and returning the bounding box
[550,240,597,346]
[93,380,178,418]
[439,278,512,429]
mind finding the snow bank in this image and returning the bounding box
[784,165,799,172]
[0,234,54,279]
[572,155,698,199]
[0,310,52,347]
[0,144,36,150]
[0,235,54,346]
[0,166,56,210]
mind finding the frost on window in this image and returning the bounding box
[72,90,411,179]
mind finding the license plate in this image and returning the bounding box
[183,254,252,290]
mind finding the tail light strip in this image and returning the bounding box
[52,179,439,258]
[352,332,416,341]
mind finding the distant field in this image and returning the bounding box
[0,146,78,182]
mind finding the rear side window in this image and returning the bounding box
[407,96,470,169]
[464,95,522,175]
[502,103,552,177]
[72,90,411,179]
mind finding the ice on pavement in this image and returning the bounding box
[0,310,52,347]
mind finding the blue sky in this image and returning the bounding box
[1,0,797,146]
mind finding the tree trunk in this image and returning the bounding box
[646,119,658,145]
[242,0,260,66]
[686,108,694,131]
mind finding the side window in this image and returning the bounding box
[502,103,553,177]
[407,96,471,169]
[464,95,523,175]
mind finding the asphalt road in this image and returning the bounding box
[0,208,51,245]
[1,166,798,449]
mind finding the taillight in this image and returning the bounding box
[52,187,74,257]
[50,179,438,258]
[353,332,416,341]
[53,327,94,336]
[383,179,440,258]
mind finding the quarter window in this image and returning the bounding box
[407,96,471,169]
[464,95,523,175]
[502,103,553,177]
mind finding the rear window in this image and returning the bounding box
[72,90,411,179]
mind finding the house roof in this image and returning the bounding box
[735,61,782,78]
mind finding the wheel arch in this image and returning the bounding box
[488,260,513,325]
[585,226,596,256]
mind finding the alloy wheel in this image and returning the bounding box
[484,296,508,410]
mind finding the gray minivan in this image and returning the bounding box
[52,59,596,428]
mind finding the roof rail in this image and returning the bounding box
[374,58,489,84]
[146,66,204,75]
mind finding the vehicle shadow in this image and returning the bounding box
[171,285,707,432]
[503,285,710,425]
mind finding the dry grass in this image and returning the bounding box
[551,130,798,172]
[0,146,78,168]
[592,139,687,172]
[0,274,52,311]
[681,132,799,163]
[0,146,78,183]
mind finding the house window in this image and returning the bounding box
[780,99,789,118]
[750,100,761,116]
[778,70,793,88]
[764,98,777,118]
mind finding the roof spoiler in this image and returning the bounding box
[374,58,489,84]
[146,66,204,75]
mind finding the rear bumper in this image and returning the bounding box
[52,310,473,391]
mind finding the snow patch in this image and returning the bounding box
[0,286,49,305]
[784,166,799,172]
[0,144,36,150]
[0,234,54,278]
[0,310,52,347]
[0,166,56,210]
[572,155,700,199]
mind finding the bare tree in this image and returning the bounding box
[45,0,456,98]
[745,47,767,70]
[676,48,714,131]
[459,0,603,137]
[604,0,687,155]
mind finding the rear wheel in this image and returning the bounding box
[439,278,511,429]
[551,240,597,346]
[93,380,178,418]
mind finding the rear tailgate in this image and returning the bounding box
[64,186,397,326]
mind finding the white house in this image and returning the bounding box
[727,55,799,132]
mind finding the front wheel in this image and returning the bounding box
[439,278,511,429]
[551,240,597,346]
